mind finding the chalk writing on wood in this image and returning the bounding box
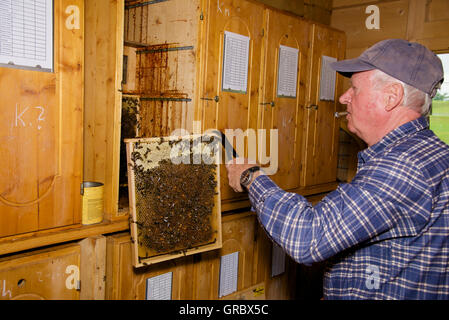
[15,104,45,130]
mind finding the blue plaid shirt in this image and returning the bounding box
[249,117,449,299]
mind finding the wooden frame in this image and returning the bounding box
[125,134,222,267]
[0,243,81,300]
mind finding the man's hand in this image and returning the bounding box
[225,157,261,193]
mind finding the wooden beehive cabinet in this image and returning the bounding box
[105,212,296,300]
[122,0,346,214]
[0,0,84,238]
[0,243,81,300]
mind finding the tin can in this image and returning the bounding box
[81,181,104,225]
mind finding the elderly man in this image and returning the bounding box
[226,39,449,299]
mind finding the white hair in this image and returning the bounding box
[370,69,432,116]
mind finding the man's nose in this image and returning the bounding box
[339,88,352,105]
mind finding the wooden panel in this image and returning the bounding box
[333,0,384,8]
[200,0,264,202]
[84,0,124,221]
[0,219,128,256]
[330,0,409,50]
[104,213,296,300]
[0,243,81,300]
[304,0,332,26]
[406,0,449,51]
[123,46,137,93]
[220,282,265,299]
[125,0,200,47]
[105,233,194,300]
[79,236,106,300]
[221,212,256,293]
[300,24,345,187]
[255,0,305,17]
[192,212,256,299]
[252,224,297,299]
[0,0,83,237]
[124,0,200,133]
[259,9,311,190]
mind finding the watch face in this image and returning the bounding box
[240,170,251,186]
[240,166,260,188]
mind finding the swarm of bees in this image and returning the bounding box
[119,97,141,207]
[130,136,218,256]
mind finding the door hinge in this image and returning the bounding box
[201,95,219,102]
[200,11,204,20]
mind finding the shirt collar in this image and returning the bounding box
[358,116,429,164]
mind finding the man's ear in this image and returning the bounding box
[384,83,404,111]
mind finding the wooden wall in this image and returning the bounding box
[106,212,297,300]
[331,0,449,59]
[124,0,333,26]
[84,0,124,221]
[256,0,332,25]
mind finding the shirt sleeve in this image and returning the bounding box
[248,155,431,265]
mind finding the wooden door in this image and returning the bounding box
[0,243,81,300]
[192,212,256,299]
[105,233,195,300]
[200,0,264,201]
[259,9,310,190]
[0,0,83,237]
[301,24,345,187]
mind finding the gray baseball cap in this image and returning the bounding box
[330,39,444,98]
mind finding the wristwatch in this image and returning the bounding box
[240,166,261,189]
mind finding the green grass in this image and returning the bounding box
[432,100,449,115]
[430,100,449,145]
[430,115,449,145]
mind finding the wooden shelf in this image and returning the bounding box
[0,219,129,256]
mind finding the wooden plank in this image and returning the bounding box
[39,0,84,229]
[0,68,42,236]
[407,0,449,51]
[256,0,305,17]
[0,0,83,237]
[300,24,345,187]
[79,236,106,300]
[192,211,256,299]
[124,0,200,134]
[259,8,311,190]
[332,0,389,9]
[220,212,256,293]
[123,46,137,92]
[108,0,125,221]
[105,232,195,299]
[252,223,297,299]
[0,219,128,256]
[330,0,409,50]
[0,243,81,300]
[220,282,266,299]
[84,0,125,221]
[191,249,220,299]
[201,0,264,202]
